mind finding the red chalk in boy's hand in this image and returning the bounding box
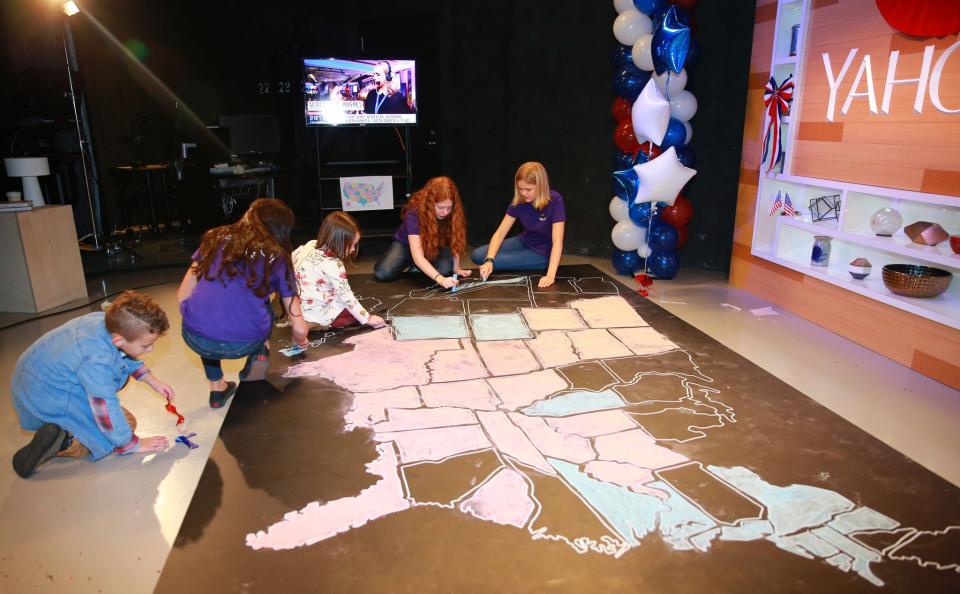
[165,401,184,426]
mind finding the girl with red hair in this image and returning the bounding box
[374,176,471,288]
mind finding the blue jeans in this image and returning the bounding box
[471,236,548,271]
[182,328,266,382]
[374,241,454,281]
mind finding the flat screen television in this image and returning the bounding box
[303,58,417,126]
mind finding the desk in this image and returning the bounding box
[111,164,171,234]
[0,205,87,312]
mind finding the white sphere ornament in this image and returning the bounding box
[869,207,902,236]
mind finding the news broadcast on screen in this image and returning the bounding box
[303,58,417,126]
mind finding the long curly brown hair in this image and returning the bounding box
[193,198,296,298]
[401,176,466,260]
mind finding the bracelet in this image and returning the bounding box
[483,257,495,265]
[434,273,442,281]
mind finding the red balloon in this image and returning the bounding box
[675,225,688,249]
[614,120,640,153]
[612,97,632,123]
[638,141,662,161]
[660,195,693,228]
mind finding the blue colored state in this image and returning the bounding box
[391,315,470,341]
[469,313,533,341]
[521,389,626,417]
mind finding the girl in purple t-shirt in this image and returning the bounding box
[177,199,309,408]
[471,162,566,288]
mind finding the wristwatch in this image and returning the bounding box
[483,257,495,265]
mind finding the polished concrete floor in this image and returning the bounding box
[0,253,957,594]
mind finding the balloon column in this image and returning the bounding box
[611,0,698,287]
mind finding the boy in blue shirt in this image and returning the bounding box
[11,290,173,478]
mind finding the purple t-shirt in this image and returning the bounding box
[505,190,566,257]
[392,209,421,245]
[180,247,296,342]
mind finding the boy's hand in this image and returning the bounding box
[139,436,169,452]
[146,376,175,401]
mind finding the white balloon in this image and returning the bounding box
[631,79,670,146]
[668,90,698,122]
[613,0,635,14]
[654,68,687,96]
[631,146,697,205]
[613,9,653,46]
[631,34,655,71]
[637,242,652,259]
[682,120,693,144]
[609,196,629,222]
[611,220,645,251]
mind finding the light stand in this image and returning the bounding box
[61,2,103,252]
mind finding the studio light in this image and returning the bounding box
[62,1,80,17]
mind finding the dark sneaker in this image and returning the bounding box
[209,381,238,409]
[12,423,67,478]
[239,346,270,382]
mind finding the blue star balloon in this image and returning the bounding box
[652,6,691,75]
[613,167,640,202]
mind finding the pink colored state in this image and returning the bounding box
[285,329,461,392]
[584,460,669,500]
[520,307,586,331]
[593,429,688,469]
[567,329,633,360]
[419,379,501,410]
[374,425,490,463]
[246,443,409,550]
[609,327,677,355]
[487,369,568,410]
[571,296,648,328]
[429,340,488,383]
[508,412,596,464]
[475,340,540,376]
[344,386,421,430]
[545,409,638,438]
[477,411,555,475]
[525,330,579,368]
[459,468,535,528]
[373,407,477,433]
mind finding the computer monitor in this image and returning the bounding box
[218,115,281,156]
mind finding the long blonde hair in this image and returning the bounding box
[511,162,551,210]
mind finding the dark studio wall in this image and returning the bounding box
[0,0,755,272]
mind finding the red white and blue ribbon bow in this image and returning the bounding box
[761,75,794,173]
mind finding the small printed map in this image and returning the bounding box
[246,276,959,587]
[340,175,393,211]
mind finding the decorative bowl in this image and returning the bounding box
[881,264,953,298]
[848,257,872,280]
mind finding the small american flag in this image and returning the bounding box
[782,193,798,216]
[769,190,783,216]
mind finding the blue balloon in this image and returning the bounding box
[613,168,640,202]
[612,44,634,68]
[648,220,679,252]
[613,149,649,170]
[675,145,696,168]
[628,200,658,228]
[614,65,651,101]
[632,0,666,15]
[612,248,643,276]
[660,118,686,149]
[652,6,691,75]
[648,250,680,279]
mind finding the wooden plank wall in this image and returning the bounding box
[793,0,960,194]
[729,0,960,390]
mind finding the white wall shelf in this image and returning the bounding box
[751,1,959,330]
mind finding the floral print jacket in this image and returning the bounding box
[292,240,370,326]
